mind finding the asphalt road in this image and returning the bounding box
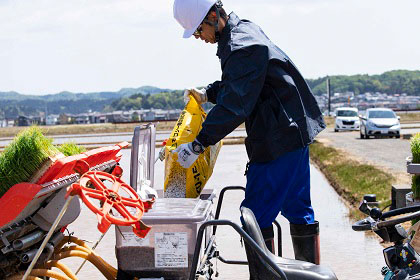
[316,128,412,183]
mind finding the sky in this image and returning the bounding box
[1,0,419,95]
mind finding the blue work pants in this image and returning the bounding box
[240,146,314,228]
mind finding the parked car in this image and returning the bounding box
[334,107,360,132]
[359,108,401,139]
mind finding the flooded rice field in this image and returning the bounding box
[0,129,247,146]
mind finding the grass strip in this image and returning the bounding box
[398,112,420,123]
[309,141,394,219]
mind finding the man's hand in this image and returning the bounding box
[184,88,207,104]
[173,140,205,168]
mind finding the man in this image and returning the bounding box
[173,0,326,265]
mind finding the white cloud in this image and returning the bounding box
[1,0,419,94]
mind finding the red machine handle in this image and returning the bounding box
[67,171,154,237]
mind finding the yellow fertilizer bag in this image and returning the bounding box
[164,96,222,198]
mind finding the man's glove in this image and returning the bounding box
[184,88,207,105]
[173,139,205,168]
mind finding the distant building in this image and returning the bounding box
[46,114,59,125]
[315,91,420,113]
[74,115,89,124]
[139,109,181,122]
[0,118,17,127]
[0,118,6,127]
[87,112,104,123]
[168,109,182,120]
[104,111,131,123]
[58,113,72,125]
[17,116,37,126]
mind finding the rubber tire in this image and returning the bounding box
[365,129,370,139]
[334,128,338,132]
[396,135,400,139]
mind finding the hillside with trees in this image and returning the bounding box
[0,70,418,118]
[307,70,419,96]
[108,70,419,111]
[105,91,184,111]
[0,86,173,118]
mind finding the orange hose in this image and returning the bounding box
[55,246,117,276]
[7,236,116,280]
[55,236,91,254]
[59,244,91,254]
[44,260,77,280]
[30,268,71,280]
[65,236,91,248]
[54,250,116,280]
[56,237,116,275]
[89,252,117,276]
[54,235,117,278]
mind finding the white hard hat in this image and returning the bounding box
[173,0,218,38]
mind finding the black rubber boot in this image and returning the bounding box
[290,221,320,265]
[261,225,275,254]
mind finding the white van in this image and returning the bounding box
[334,107,360,132]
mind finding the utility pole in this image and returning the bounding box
[44,102,48,125]
[326,77,331,115]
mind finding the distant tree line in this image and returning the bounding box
[108,70,419,111]
[0,70,418,118]
[105,91,184,111]
[306,70,420,96]
[0,99,111,119]
[107,90,214,111]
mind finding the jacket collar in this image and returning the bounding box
[216,12,240,58]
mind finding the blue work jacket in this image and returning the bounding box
[196,12,325,163]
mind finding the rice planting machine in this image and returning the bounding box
[0,124,338,280]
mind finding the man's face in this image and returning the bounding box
[193,19,217,44]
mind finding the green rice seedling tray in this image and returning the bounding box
[0,142,128,230]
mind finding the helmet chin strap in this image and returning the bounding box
[204,1,223,42]
[213,7,221,43]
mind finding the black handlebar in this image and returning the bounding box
[377,210,420,229]
[352,217,375,231]
[353,204,420,232]
[381,205,420,219]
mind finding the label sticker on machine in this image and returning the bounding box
[121,231,150,247]
[154,232,188,268]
